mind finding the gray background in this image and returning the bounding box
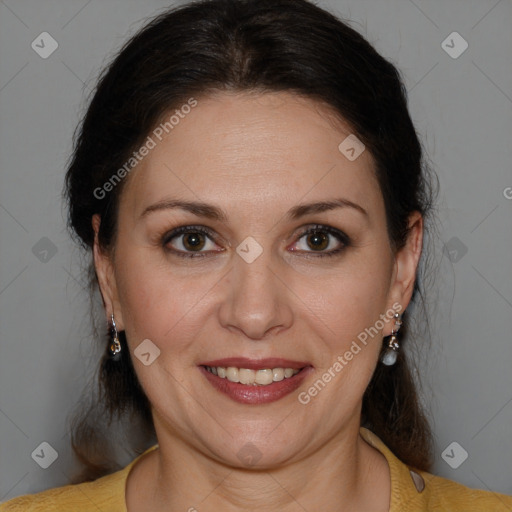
[1,0,511,502]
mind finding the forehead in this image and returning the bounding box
[119,91,382,220]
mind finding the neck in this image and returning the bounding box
[129,421,390,512]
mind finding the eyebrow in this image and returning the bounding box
[139,197,368,222]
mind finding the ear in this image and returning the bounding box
[386,211,423,333]
[92,214,125,330]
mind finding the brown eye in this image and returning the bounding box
[162,225,221,258]
[289,224,350,258]
[305,231,329,251]
[182,232,206,251]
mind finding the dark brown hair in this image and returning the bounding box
[64,0,437,482]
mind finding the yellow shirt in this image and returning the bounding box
[1,428,511,511]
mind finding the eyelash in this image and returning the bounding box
[161,224,350,259]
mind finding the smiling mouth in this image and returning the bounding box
[202,365,304,386]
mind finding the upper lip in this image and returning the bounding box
[199,357,312,370]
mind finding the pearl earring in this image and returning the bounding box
[380,313,402,366]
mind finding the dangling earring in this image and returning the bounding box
[380,312,402,366]
[108,313,122,359]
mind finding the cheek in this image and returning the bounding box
[294,257,392,346]
[114,252,182,344]
[294,265,391,420]
[114,248,221,355]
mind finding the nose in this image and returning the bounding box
[218,245,294,340]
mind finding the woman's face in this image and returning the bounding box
[94,91,421,467]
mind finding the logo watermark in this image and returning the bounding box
[93,97,198,200]
[298,302,402,404]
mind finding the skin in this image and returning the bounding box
[92,91,423,511]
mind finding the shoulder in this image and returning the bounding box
[0,484,96,512]
[360,427,512,511]
[0,444,159,512]
[416,471,512,511]
[0,472,123,512]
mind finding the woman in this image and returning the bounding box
[2,0,511,510]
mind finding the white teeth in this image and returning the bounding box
[272,368,285,381]
[239,368,254,384]
[255,369,273,385]
[226,367,239,383]
[205,366,300,386]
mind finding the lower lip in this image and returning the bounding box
[199,366,313,404]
